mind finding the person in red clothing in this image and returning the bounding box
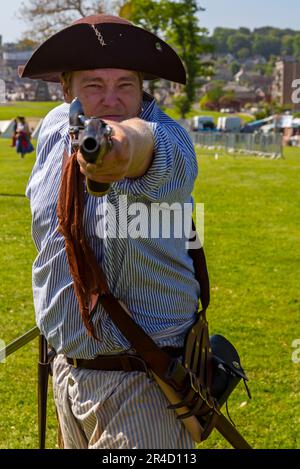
[15,116,34,158]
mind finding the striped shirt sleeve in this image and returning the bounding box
[112,120,198,203]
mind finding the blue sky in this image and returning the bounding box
[201,0,300,33]
[1,0,300,43]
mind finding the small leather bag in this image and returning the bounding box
[167,308,251,442]
[210,334,250,408]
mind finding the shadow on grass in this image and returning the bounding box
[0,193,26,197]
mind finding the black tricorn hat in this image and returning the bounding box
[18,14,186,84]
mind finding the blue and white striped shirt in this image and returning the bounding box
[26,94,200,358]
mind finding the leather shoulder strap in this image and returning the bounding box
[99,294,176,380]
[98,218,210,384]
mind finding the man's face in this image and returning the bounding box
[64,68,143,121]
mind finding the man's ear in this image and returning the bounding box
[61,82,72,103]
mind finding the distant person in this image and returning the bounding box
[15,116,34,158]
[10,118,18,147]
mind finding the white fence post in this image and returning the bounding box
[0,78,6,103]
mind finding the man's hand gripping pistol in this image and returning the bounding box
[69,97,113,196]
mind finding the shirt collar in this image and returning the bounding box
[140,91,156,120]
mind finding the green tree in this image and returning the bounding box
[121,0,213,118]
[227,33,251,55]
[212,27,236,54]
[281,35,294,55]
[293,34,300,59]
[167,1,212,117]
[237,48,251,61]
[252,34,281,58]
[265,55,278,76]
[199,85,224,110]
[238,27,251,35]
[119,0,169,34]
[211,26,300,60]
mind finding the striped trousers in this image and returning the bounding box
[53,354,195,449]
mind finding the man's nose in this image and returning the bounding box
[101,90,119,107]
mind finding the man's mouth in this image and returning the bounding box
[100,115,123,122]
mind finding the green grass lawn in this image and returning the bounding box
[0,137,299,449]
[0,101,62,120]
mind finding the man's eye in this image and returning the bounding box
[86,84,102,89]
[119,83,132,88]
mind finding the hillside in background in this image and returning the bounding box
[209,26,300,61]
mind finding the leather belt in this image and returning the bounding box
[66,347,183,372]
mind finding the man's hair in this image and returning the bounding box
[61,71,72,89]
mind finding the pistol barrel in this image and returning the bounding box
[69,98,112,196]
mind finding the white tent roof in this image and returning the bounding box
[0,120,15,138]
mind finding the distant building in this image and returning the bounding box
[2,50,32,70]
[235,68,272,94]
[243,56,267,70]
[35,80,50,101]
[212,63,233,81]
[272,57,300,111]
[0,42,33,81]
[223,82,256,103]
[0,40,63,102]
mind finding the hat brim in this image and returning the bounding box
[18,22,186,84]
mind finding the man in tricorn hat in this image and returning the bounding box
[21,14,200,449]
